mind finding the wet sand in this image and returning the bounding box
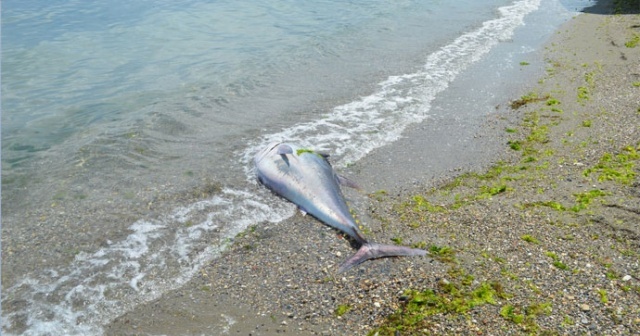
[106,5,640,336]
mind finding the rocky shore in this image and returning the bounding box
[106,4,639,335]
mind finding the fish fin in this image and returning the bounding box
[276,144,293,155]
[337,243,426,273]
[337,175,360,189]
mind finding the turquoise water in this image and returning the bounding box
[2,0,594,334]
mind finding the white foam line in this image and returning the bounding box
[2,1,541,335]
[1,188,294,335]
[242,0,541,177]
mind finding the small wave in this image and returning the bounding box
[1,188,294,335]
[242,0,541,174]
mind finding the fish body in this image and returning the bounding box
[254,142,426,272]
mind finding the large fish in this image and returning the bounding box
[254,142,426,273]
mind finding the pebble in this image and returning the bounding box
[579,304,590,312]
[622,275,631,281]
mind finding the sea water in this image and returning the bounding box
[1,0,595,334]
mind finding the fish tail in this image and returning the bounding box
[337,243,427,273]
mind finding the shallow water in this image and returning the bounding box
[1,0,595,334]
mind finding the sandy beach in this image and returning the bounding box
[105,3,639,335]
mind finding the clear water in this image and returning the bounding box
[1,0,595,334]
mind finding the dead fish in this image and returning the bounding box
[254,142,426,273]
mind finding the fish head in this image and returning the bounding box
[254,142,298,182]
[254,142,300,194]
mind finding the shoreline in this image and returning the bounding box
[105,6,639,336]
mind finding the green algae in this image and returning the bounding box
[370,279,505,335]
[296,148,318,156]
[583,145,639,185]
[624,33,639,48]
[545,251,569,271]
[577,86,590,103]
[500,301,552,333]
[335,304,352,317]
[508,140,523,151]
[521,235,540,245]
[411,195,447,213]
[428,245,456,263]
[518,189,607,213]
[510,92,549,109]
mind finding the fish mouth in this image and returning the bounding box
[253,142,283,163]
